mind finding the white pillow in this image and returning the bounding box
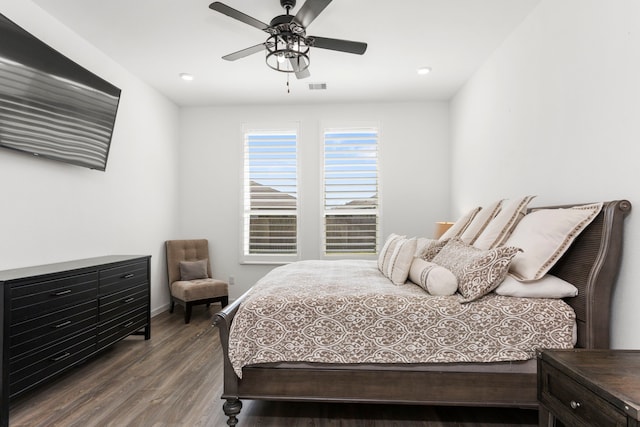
[459,200,503,245]
[494,274,578,298]
[439,207,481,241]
[409,258,458,296]
[473,196,536,250]
[378,233,404,273]
[385,237,417,285]
[505,203,602,281]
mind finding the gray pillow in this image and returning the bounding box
[179,259,208,281]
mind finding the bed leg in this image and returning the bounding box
[223,398,242,426]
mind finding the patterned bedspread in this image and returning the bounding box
[228,260,575,378]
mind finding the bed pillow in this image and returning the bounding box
[494,274,578,298]
[431,238,521,302]
[473,196,536,250]
[409,259,458,296]
[438,206,481,241]
[179,259,208,281]
[504,203,603,281]
[385,237,417,285]
[378,233,404,273]
[459,200,503,245]
[415,238,449,261]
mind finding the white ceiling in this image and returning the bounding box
[31,0,540,107]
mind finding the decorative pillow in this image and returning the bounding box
[415,238,449,261]
[378,233,404,273]
[494,274,578,298]
[409,258,458,296]
[385,237,417,285]
[459,200,503,245]
[439,206,481,241]
[431,238,521,302]
[473,195,536,250]
[179,259,208,281]
[504,203,603,281]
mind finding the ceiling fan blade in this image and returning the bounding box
[222,43,266,61]
[294,0,332,28]
[289,58,311,79]
[295,68,311,79]
[308,36,367,55]
[209,2,270,32]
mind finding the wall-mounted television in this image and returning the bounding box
[0,12,121,171]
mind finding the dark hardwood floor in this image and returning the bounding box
[9,306,538,426]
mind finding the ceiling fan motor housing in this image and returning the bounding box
[280,0,296,11]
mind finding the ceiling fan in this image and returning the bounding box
[209,0,367,79]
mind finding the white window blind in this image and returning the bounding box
[323,128,379,255]
[243,129,298,260]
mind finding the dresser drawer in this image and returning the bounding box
[99,284,148,324]
[97,306,147,351]
[9,328,97,397]
[10,272,98,322]
[540,362,627,427]
[9,300,98,357]
[99,260,148,295]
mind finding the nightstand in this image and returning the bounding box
[538,349,640,427]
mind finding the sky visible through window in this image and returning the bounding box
[246,130,378,208]
[324,131,378,209]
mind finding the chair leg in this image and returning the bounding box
[184,302,192,324]
[221,296,229,308]
[170,299,175,313]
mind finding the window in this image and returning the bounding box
[323,128,379,256]
[242,128,298,263]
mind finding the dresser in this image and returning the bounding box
[538,349,640,427]
[0,255,151,427]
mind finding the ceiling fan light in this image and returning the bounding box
[265,33,310,73]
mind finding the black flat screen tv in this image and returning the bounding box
[0,12,121,171]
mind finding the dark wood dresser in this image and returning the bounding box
[0,255,151,427]
[538,349,640,427]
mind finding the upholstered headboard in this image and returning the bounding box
[531,200,631,349]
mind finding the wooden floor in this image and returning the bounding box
[9,306,538,427]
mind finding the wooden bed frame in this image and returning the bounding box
[213,200,631,426]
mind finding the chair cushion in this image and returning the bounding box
[171,278,228,301]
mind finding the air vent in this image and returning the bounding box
[308,83,327,90]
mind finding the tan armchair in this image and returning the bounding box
[165,239,228,323]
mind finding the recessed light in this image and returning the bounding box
[417,67,432,75]
[179,73,194,81]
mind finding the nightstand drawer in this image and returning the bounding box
[99,260,148,294]
[540,362,627,427]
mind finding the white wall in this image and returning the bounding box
[0,1,181,314]
[450,0,640,348]
[178,102,450,299]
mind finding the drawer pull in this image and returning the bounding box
[123,297,136,304]
[52,320,72,329]
[570,400,582,410]
[123,321,134,328]
[51,289,72,296]
[122,273,135,279]
[50,352,71,362]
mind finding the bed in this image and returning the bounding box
[213,200,631,426]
